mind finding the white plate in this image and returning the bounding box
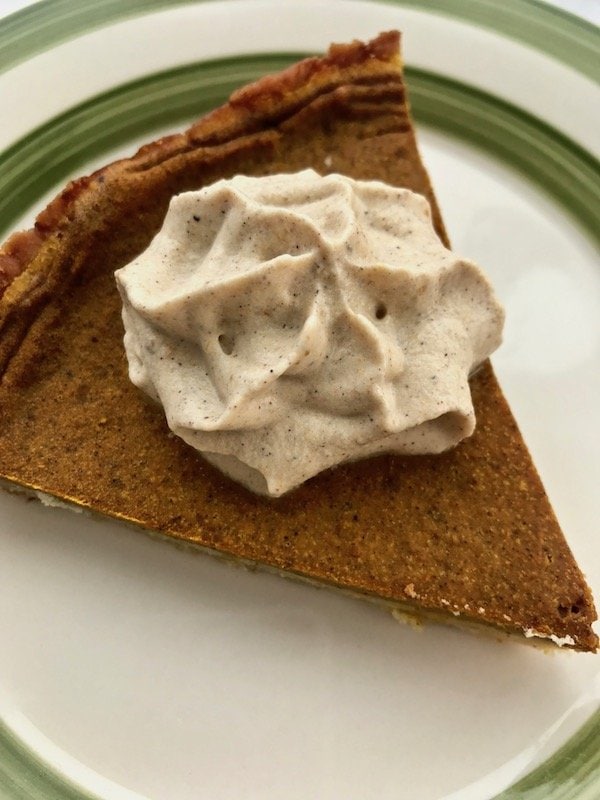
[0,2,598,799]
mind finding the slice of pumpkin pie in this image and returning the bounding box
[0,32,596,651]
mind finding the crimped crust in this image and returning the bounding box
[0,31,409,299]
[0,33,596,651]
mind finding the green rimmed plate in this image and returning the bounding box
[0,2,598,799]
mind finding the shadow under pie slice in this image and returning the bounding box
[0,32,596,651]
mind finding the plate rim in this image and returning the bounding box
[0,0,598,82]
[1,58,599,246]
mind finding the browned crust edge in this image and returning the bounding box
[0,478,591,652]
[0,31,401,299]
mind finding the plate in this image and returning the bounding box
[0,2,599,799]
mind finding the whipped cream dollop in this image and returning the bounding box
[116,169,504,497]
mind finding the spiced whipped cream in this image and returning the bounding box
[116,170,504,496]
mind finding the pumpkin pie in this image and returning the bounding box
[0,32,596,651]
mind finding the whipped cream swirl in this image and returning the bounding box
[116,170,504,496]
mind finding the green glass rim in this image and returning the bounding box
[0,0,598,82]
[1,703,599,800]
[0,717,103,800]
